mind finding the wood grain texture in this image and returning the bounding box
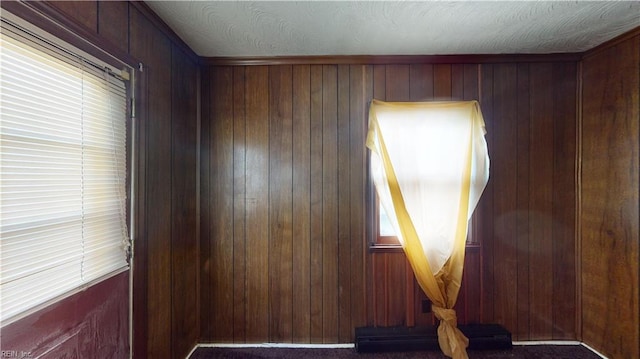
[201,59,581,343]
[97,1,128,53]
[491,63,518,338]
[349,64,367,333]
[322,65,340,343]
[580,34,639,359]
[129,7,173,358]
[232,66,247,343]
[551,62,577,340]
[209,66,234,342]
[309,65,324,342]
[269,65,294,342]
[337,64,352,342]
[292,64,312,343]
[244,66,270,342]
[48,0,97,31]
[171,45,199,358]
[528,63,555,340]
[515,63,531,341]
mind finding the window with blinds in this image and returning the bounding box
[0,18,130,324]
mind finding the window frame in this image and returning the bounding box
[365,111,481,252]
[0,9,137,325]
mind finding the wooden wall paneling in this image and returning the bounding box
[209,66,235,342]
[97,1,128,53]
[244,66,271,342]
[451,64,464,100]
[337,64,353,342]
[322,65,340,342]
[408,63,436,327]
[129,8,173,358]
[515,63,531,340]
[363,64,375,327]
[479,64,495,324]
[170,45,199,358]
[268,65,294,342]
[48,1,97,31]
[462,64,482,325]
[551,62,577,340]
[409,64,434,101]
[371,64,386,327]
[581,35,639,359]
[385,64,410,101]
[373,65,386,101]
[434,64,452,99]
[132,44,149,359]
[451,64,468,324]
[464,248,482,324]
[491,63,519,337]
[292,64,312,343]
[387,254,407,326]
[462,64,479,101]
[349,64,367,332]
[528,63,555,340]
[383,65,410,327]
[199,66,212,341]
[309,65,324,342]
[232,66,247,342]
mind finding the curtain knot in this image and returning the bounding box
[433,306,469,359]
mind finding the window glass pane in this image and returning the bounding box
[0,24,129,323]
[378,204,396,237]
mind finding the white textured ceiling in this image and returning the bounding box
[145,1,640,57]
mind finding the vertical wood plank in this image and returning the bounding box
[409,64,434,101]
[232,66,247,343]
[491,63,519,336]
[515,63,531,340]
[269,65,294,342]
[387,254,407,326]
[245,66,270,342]
[581,35,639,359]
[292,64,312,343]
[462,64,479,101]
[199,67,212,342]
[434,64,452,99]
[528,63,554,340]
[552,62,577,340]
[464,249,482,323]
[322,65,339,342]
[97,1,128,54]
[479,64,495,324]
[385,65,410,101]
[129,9,172,358]
[383,65,410,327]
[210,66,234,342]
[170,45,199,359]
[349,64,367,333]
[371,65,386,327]
[373,254,388,326]
[309,65,324,342]
[49,1,97,31]
[451,64,464,100]
[337,64,352,342]
[363,64,375,327]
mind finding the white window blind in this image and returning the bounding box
[0,21,130,323]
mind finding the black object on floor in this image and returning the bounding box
[354,324,511,353]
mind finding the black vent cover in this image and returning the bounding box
[355,324,512,353]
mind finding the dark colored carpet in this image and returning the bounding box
[189,345,602,359]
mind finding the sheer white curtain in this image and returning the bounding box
[367,100,489,359]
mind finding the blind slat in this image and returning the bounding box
[0,25,130,323]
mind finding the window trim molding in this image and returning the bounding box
[0,7,139,327]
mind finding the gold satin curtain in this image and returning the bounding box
[366,100,489,359]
